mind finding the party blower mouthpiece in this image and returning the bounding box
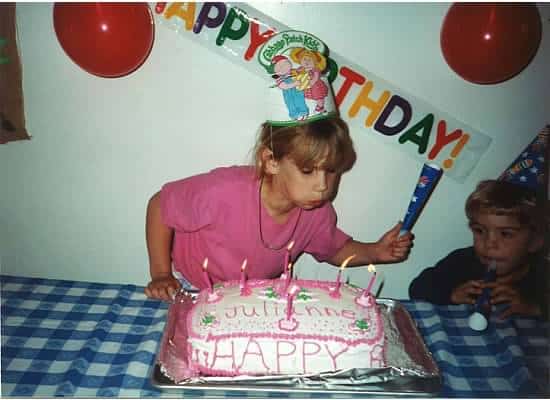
[468,260,497,331]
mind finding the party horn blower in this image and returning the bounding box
[468,260,497,331]
[399,163,443,236]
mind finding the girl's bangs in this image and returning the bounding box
[290,136,341,171]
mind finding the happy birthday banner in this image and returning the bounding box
[153,2,492,182]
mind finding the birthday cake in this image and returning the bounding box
[161,276,386,378]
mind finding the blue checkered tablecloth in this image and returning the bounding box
[404,300,549,397]
[1,275,548,397]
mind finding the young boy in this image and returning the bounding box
[409,179,548,320]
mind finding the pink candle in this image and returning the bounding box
[286,293,293,320]
[202,258,212,293]
[240,259,248,292]
[284,240,295,272]
[335,254,356,288]
[335,270,342,285]
[365,264,377,294]
[334,270,342,293]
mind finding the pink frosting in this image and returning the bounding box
[278,317,299,331]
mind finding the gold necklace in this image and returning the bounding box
[258,177,302,250]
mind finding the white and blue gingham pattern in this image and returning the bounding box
[1,275,169,397]
[2,275,548,397]
[404,300,549,397]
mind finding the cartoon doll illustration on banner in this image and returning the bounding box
[290,48,329,114]
[258,30,337,126]
[271,55,309,121]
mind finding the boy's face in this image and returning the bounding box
[469,212,542,276]
[274,59,291,76]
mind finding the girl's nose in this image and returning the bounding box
[315,171,328,192]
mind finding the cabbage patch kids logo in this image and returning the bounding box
[258,31,325,71]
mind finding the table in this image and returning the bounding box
[406,300,549,397]
[2,275,548,397]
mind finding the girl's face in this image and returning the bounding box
[272,155,339,210]
[469,212,541,276]
[301,55,315,69]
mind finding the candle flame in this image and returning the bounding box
[202,258,209,270]
[287,240,295,251]
[367,264,376,273]
[340,254,356,270]
[241,259,248,272]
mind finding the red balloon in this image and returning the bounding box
[53,3,154,78]
[441,3,541,84]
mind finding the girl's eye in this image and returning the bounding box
[301,169,314,175]
[500,231,515,239]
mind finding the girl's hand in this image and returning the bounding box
[488,282,541,319]
[375,222,414,263]
[450,280,483,304]
[145,275,181,302]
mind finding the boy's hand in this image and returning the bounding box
[145,275,181,302]
[375,222,414,263]
[488,282,541,319]
[450,280,483,304]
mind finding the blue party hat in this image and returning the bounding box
[499,125,548,193]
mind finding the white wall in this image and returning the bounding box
[1,2,549,299]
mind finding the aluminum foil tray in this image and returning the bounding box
[151,296,441,396]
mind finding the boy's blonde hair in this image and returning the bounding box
[253,117,356,180]
[465,179,547,233]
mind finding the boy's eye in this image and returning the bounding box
[500,230,516,239]
[470,226,484,235]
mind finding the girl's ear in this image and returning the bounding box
[262,147,279,175]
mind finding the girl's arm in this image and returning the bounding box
[328,222,413,266]
[145,191,181,301]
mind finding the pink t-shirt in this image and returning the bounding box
[160,166,351,289]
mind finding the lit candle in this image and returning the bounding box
[336,254,356,288]
[365,264,377,294]
[284,262,293,291]
[202,258,212,293]
[240,259,249,295]
[331,255,356,298]
[284,240,295,272]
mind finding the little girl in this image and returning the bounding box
[145,30,414,302]
[145,116,414,301]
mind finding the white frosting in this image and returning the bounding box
[185,278,385,376]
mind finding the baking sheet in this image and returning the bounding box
[151,296,441,396]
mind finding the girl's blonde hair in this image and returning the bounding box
[253,117,356,180]
[465,179,547,234]
[289,48,327,72]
